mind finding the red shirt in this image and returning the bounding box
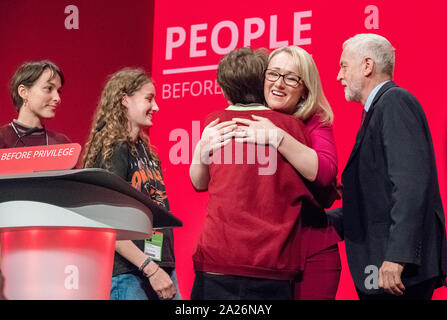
[192,106,320,280]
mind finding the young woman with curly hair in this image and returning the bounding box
[83,68,180,300]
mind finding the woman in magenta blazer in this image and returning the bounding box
[234,46,341,300]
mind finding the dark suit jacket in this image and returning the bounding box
[329,81,447,294]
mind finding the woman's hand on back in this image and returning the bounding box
[198,118,237,162]
[232,115,285,149]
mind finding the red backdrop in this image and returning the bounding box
[1,0,446,300]
[0,0,155,148]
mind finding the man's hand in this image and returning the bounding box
[378,261,406,295]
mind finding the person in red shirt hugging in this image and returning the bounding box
[233,46,342,300]
[189,47,319,299]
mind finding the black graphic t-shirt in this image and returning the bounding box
[95,140,175,276]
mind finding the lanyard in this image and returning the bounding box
[137,138,151,163]
[10,121,49,147]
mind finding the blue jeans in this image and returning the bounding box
[110,269,182,300]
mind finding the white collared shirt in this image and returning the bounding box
[364,80,390,112]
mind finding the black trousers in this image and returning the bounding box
[191,272,293,300]
[356,277,439,300]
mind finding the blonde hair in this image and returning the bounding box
[268,46,333,123]
[82,68,159,169]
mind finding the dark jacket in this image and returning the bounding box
[329,81,447,294]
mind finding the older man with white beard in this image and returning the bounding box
[329,33,447,300]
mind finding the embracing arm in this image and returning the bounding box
[276,128,319,182]
[306,118,338,186]
[280,114,338,186]
[190,142,211,191]
[189,118,237,191]
[233,114,337,185]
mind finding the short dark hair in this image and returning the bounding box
[10,60,65,111]
[217,47,268,105]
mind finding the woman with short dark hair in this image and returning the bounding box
[0,60,70,148]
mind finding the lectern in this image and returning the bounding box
[0,168,182,300]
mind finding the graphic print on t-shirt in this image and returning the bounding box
[129,146,170,211]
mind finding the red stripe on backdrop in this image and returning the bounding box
[0,0,446,300]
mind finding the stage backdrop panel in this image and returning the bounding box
[150,0,447,300]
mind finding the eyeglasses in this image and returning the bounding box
[264,69,301,87]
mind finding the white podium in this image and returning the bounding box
[0,168,182,300]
